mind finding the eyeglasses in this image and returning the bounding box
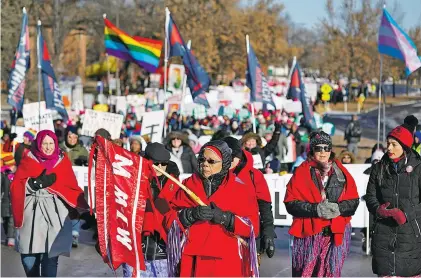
[198,156,222,165]
[313,146,332,153]
[153,162,168,166]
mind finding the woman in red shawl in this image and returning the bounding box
[10,130,90,277]
[284,131,359,277]
[165,140,259,277]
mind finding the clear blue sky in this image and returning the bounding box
[277,0,421,30]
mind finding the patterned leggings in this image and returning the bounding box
[291,225,352,277]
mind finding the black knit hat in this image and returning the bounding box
[95,128,111,140]
[403,115,419,134]
[144,142,170,163]
[222,137,243,159]
[309,131,332,149]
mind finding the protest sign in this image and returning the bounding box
[81,109,123,139]
[283,99,302,113]
[168,64,185,94]
[23,101,54,132]
[11,126,27,143]
[83,93,95,109]
[140,110,165,143]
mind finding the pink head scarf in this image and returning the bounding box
[31,130,61,170]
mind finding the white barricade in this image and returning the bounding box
[75,164,371,228]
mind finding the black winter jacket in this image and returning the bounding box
[365,151,421,277]
[285,162,359,218]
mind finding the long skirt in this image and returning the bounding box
[291,224,352,277]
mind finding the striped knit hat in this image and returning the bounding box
[23,128,37,142]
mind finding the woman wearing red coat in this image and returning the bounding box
[284,131,359,277]
[165,140,259,277]
[10,130,90,277]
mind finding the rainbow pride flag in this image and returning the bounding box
[104,18,162,73]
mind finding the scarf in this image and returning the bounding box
[31,130,61,170]
[308,156,333,201]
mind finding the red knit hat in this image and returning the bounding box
[388,115,419,148]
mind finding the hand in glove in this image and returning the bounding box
[180,205,214,228]
[210,202,234,231]
[261,236,275,258]
[274,122,282,133]
[28,169,56,191]
[377,203,406,225]
[317,200,340,219]
[80,212,97,230]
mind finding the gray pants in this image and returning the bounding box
[347,143,359,156]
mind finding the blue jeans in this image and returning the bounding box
[72,219,80,237]
[21,253,59,277]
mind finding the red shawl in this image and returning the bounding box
[11,153,89,228]
[284,159,359,246]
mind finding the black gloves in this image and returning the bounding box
[80,212,97,230]
[179,206,214,228]
[10,133,17,141]
[74,156,88,166]
[210,202,234,232]
[179,203,234,232]
[28,169,56,191]
[261,236,275,258]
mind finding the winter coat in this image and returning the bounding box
[275,132,289,162]
[60,142,89,166]
[365,151,421,277]
[10,152,89,256]
[284,159,359,245]
[166,132,198,174]
[164,172,259,277]
[345,120,362,143]
[233,150,275,250]
[241,131,281,169]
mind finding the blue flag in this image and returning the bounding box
[165,10,210,108]
[246,43,275,109]
[294,62,315,128]
[38,23,68,121]
[7,8,30,111]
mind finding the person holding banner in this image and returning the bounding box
[10,130,91,277]
[165,140,259,277]
[222,137,275,264]
[365,119,421,277]
[284,131,359,277]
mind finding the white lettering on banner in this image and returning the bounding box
[112,154,133,178]
[116,210,128,225]
[114,185,128,207]
[116,227,132,251]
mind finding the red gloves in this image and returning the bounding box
[377,202,407,225]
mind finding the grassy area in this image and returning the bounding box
[315,95,421,115]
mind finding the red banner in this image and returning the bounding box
[90,136,154,276]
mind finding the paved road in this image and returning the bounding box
[2,227,375,277]
[324,101,421,141]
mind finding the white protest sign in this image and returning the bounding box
[281,136,296,163]
[141,110,165,143]
[23,101,54,132]
[168,64,185,94]
[283,100,302,113]
[252,154,264,169]
[115,96,128,115]
[305,82,318,102]
[81,109,124,139]
[83,94,95,109]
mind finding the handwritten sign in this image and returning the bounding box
[23,101,54,132]
[81,109,123,139]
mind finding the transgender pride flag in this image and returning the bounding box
[378,8,421,76]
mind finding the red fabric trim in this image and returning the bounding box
[284,159,359,246]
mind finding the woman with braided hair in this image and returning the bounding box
[284,131,359,277]
[164,140,259,277]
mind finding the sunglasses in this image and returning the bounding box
[153,162,168,166]
[313,146,332,153]
[198,156,222,165]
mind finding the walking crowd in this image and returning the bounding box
[1,111,421,277]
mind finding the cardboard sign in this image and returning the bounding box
[81,109,123,139]
[23,101,54,132]
[140,110,165,143]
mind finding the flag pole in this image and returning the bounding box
[377,55,383,147]
[164,7,170,138]
[246,34,257,134]
[179,40,191,118]
[37,19,42,131]
[106,53,112,95]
